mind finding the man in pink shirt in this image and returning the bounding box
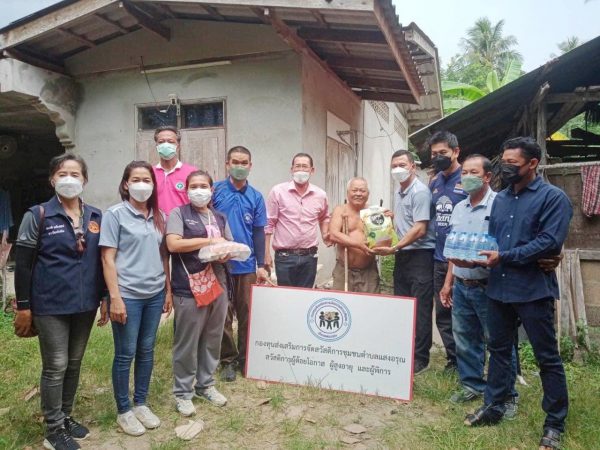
[265,153,331,288]
[152,126,197,216]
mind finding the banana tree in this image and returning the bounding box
[442,58,522,114]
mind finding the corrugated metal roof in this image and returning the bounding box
[0,0,435,106]
[410,35,600,165]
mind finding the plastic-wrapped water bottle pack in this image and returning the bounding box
[443,231,498,261]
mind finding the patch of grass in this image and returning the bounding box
[2,311,600,450]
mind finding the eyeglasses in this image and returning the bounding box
[75,230,86,255]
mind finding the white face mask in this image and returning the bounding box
[128,182,153,202]
[188,188,212,207]
[391,167,411,183]
[54,176,83,199]
[292,171,311,185]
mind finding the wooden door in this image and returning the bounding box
[135,128,226,180]
[326,137,354,208]
[180,128,226,181]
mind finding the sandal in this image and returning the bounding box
[539,428,561,450]
[464,405,503,427]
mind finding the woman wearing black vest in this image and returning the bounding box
[166,170,232,417]
[13,153,108,450]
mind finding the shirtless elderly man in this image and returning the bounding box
[328,177,379,293]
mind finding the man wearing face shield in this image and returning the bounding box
[328,178,379,293]
[152,126,198,216]
[265,153,331,288]
[464,137,572,450]
[372,150,436,375]
[427,131,468,372]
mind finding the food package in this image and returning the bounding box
[198,241,251,262]
[360,206,399,248]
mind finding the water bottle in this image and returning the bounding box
[475,233,488,261]
[456,232,469,260]
[467,232,479,260]
[444,231,458,259]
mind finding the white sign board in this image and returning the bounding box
[246,286,416,401]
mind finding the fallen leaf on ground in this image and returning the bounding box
[256,381,268,390]
[341,436,361,444]
[256,398,271,406]
[175,419,205,440]
[23,387,39,402]
[344,424,367,434]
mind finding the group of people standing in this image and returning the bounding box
[326,131,571,450]
[12,125,332,450]
[12,124,570,450]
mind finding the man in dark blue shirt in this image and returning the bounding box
[213,146,268,382]
[428,131,468,371]
[465,137,572,450]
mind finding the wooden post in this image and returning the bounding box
[537,101,548,165]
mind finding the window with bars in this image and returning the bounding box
[138,101,224,130]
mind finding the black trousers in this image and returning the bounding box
[433,261,457,364]
[485,297,568,432]
[394,249,434,366]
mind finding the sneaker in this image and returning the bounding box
[220,363,237,382]
[175,397,196,417]
[414,360,429,375]
[196,386,227,407]
[503,397,519,420]
[132,405,161,429]
[64,417,90,440]
[116,410,146,436]
[43,427,81,450]
[450,388,482,404]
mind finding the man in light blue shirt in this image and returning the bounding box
[439,155,519,408]
[373,150,435,375]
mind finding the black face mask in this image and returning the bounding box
[431,155,452,173]
[500,163,525,184]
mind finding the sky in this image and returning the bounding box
[1,0,599,72]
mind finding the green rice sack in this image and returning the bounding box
[360,206,399,248]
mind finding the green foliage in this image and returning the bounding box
[441,16,524,115]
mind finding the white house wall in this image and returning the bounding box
[300,55,362,285]
[67,21,303,209]
[361,101,409,211]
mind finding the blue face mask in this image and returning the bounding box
[461,175,484,194]
[157,142,177,160]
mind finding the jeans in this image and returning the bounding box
[452,280,518,397]
[393,249,434,366]
[33,311,96,433]
[111,290,165,414]
[275,252,318,288]
[433,261,456,364]
[220,273,256,369]
[485,297,568,432]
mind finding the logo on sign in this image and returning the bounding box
[307,297,351,342]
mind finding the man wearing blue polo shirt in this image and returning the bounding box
[213,146,268,382]
[428,131,467,371]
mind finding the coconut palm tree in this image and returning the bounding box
[461,17,522,72]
